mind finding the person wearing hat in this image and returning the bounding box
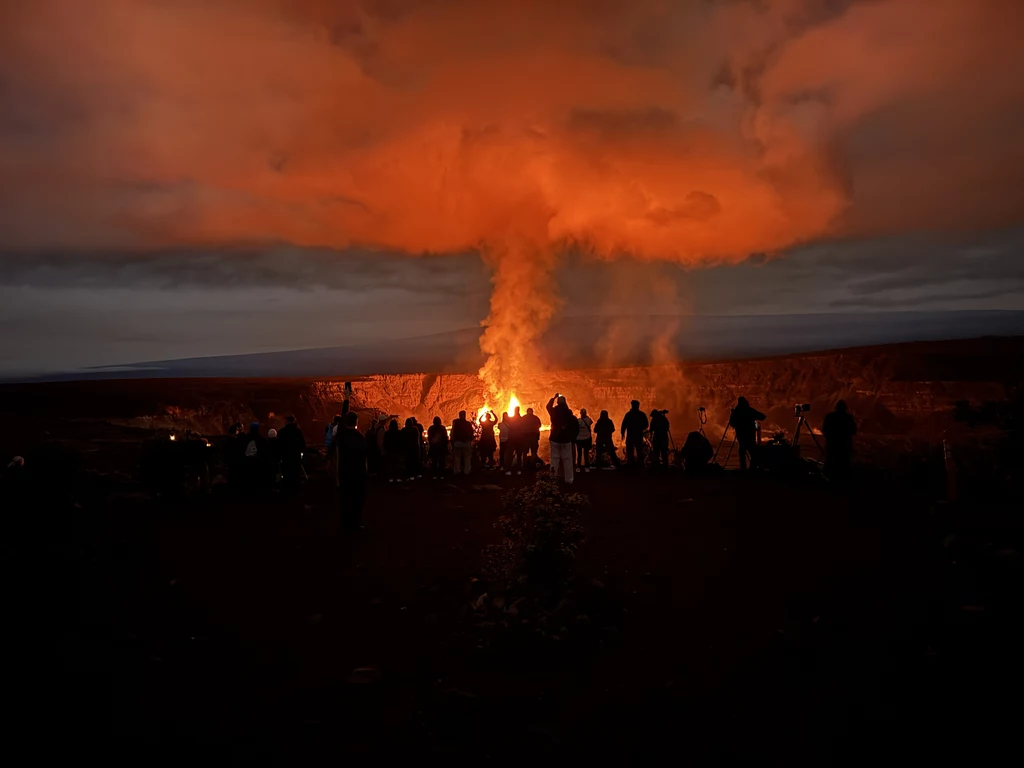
[620,400,649,467]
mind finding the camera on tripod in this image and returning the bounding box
[793,403,811,418]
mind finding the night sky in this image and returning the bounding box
[2,1,1023,375]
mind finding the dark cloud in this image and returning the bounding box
[0,246,490,296]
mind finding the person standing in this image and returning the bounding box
[546,394,577,484]
[334,412,367,530]
[427,416,449,479]
[822,400,857,482]
[509,406,525,470]
[478,410,498,468]
[728,396,766,471]
[620,401,649,467]
[278,415,306,490]
[593,410,620,468]
[575,408,594,472]
[649,409,671,469]
[382,420,404,481]
[451,411,474,476]
[364,416,385,477]
[497,412,512,473]
[521,407,542,469]
[402,417,422,479]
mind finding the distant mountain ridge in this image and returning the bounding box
[12,310,1024,382]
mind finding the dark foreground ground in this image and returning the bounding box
[7,465,1023,765]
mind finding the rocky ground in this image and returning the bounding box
[7,462,1022,763]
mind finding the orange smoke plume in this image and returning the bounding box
[3,0,1023,389]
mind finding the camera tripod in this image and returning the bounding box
[792,412,825,459]
[713,423,736,467]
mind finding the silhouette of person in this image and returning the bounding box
[729,396,766,471]
[427,416,449,478]
[497,412,512,472]
[478,410,498,467]
[402,417,422,478]
[451,410,474,476]
[277,415,306,490]
[521,407,542,468]
[546,394,576,484]
[509,406,525,469]
[620,400,649,467]
[383,420,404,481]
[241,422,269,490]
[575,408,593,471]
[594,410,620,468]
[823,400,857,482]
[334,411,367,530]
[649,409,671,469]
[364,416,385,477]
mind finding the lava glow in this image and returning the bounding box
[477,393,520,424]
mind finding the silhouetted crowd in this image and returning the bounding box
[1,389,858,533]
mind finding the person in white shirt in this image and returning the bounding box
[575,408,594,471]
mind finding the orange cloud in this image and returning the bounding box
[2,0,1022,393]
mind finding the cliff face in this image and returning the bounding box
[2,339,1018,463]
[309,339,1019,442]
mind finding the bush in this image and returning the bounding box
[484,475,587,591]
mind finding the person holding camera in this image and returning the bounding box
[728,396,766,471]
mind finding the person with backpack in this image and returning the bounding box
[545,394,577,484]
[427,416,449,478]
[521,407,542,468]
[450,411,475,475]
[575,408,594,472]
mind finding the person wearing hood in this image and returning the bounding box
[620,401,649,467]
[546,394,577,484]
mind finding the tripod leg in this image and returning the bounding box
[724,438,736,467]
[714,426,730,463]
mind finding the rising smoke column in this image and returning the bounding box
[3,0,1024,384]
[477,239,561,403]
